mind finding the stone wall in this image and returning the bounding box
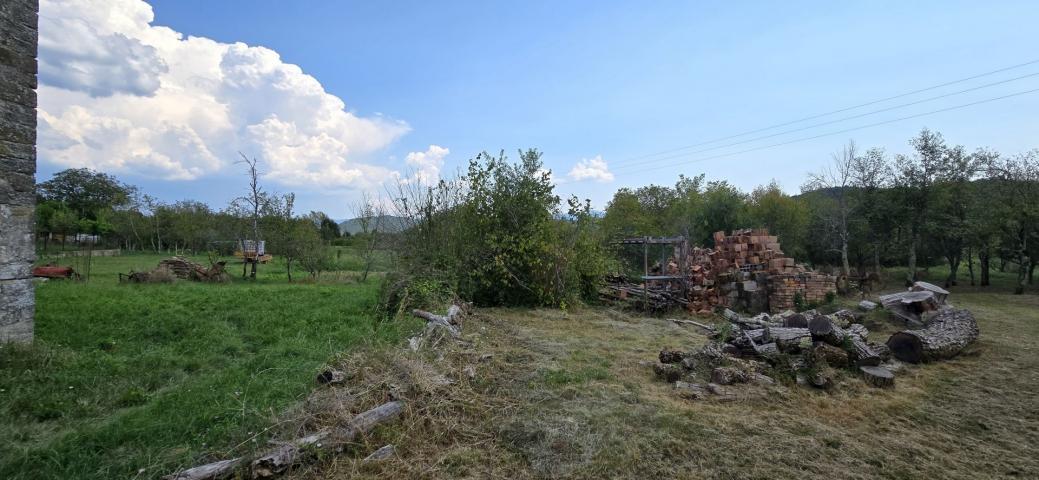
[0,0,38,343]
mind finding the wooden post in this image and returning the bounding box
[643,236,649,310]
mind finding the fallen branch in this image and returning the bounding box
[251,400,405,478]
[163,458,242,480]
[669,318,717,333]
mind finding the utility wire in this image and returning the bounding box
[614,58,1039,164]
[612,87,1039,174]
[611,71,1039,170]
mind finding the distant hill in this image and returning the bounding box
[338,215,412,235]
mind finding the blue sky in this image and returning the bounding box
[37,1,1039,219]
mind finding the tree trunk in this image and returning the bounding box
[1016,228,1028,295]
[966,246,975,286]
[286,259,292,282]
[906,232,918,287]
[767,327,812,353]
[979,247,990,286]
[873,242,882,273]
[944,252,960,288]
[886,308,978,363]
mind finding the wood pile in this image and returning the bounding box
[653,307,901,393]
[157,256,230,283]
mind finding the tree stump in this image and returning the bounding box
[860,366,895,388]
[886,308,979,363]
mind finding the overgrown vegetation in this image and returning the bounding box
[385,149,608,310]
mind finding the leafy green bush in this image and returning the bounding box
[387,149,608,309]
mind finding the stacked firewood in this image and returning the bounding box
[158,256,230,283]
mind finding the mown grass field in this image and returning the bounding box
[3,253,1037,479]
[286,265,1039,479]
[0,251,416,480]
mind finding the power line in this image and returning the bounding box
[612,87,1039,175]
[613,58,1039,165]
[612,72,1039,171]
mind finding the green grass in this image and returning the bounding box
[0,253,418,480]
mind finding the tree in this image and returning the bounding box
[697,181,748,246]
[893,129,946,286]
[48,207,79,251]
[850,147,892,273]
[804,140,856,278]
[749,180,808,260]
[232,153,267,280]
[37,168,132,220]
[988,150,1039,294]
[930,146,990,287]
[353,193,385,282]
[308,211,341,242]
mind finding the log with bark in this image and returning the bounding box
[164,458,242,480]
[808,315,845,346]
[886,308,979,363]
[669,318,717,333]
[879,290,939,327]
[768,327,812,353]
[845,323,869,342]
[251,400,405,478]
[847,336,881,366]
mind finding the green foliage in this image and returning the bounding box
[390,149,608,308]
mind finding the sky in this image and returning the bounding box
[35,0,1039,219]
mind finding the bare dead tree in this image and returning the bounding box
[233,152,266,280]
[353,192,385,282]
[805,140,856,279]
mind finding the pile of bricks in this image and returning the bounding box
[768,272,837,311]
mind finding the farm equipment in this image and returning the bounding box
[32,265,80,280]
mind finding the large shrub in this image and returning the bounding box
[387,149,606,309]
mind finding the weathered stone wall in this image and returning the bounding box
[0,0,38,343]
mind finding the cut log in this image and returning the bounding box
[847,336,881,366]
[911,281,949,305]
[845,323,869,342]
[251,401,405,478]
[711,366,748,385]
[782,313,808,328]
[811,342,849,368]
[653,363,684,382]
[879,290,939,326]
[886,308,979,363]
[860,366,895,388]
[808,316,845,346]
[751,341,779,360]
[768,327,812,353]
[858,300,878,311]
[659,347,685,364]
[363,445,395,462]
[408,304,466,349]
[164,458,242,480]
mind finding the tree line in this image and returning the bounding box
[600,129,1039,293]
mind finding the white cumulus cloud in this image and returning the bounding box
[37,0,410,185]
[404,145,450,185]
[567,155,615,182]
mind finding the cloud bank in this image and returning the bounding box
[37,0,410,187]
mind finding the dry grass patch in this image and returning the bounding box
[290,292,1039,479]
